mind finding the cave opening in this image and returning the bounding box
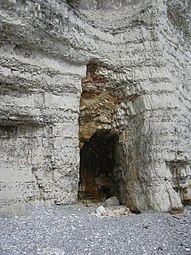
[78,129,121,203]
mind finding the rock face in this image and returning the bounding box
[0,0,191,215]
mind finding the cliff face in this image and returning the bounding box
[0,0,190,215]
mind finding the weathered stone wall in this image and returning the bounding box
[0,0,87,215]
[158,0,191,207]
[0,0,190,215]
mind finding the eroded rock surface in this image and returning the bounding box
[0,0,191,215]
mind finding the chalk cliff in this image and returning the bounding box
[0,0,190,215]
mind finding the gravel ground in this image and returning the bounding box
[0,205,191,255]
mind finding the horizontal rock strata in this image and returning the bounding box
[0,0,190,215]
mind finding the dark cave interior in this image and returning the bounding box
[78,130,120,202]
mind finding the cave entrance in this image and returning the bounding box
[78,130,120,203]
